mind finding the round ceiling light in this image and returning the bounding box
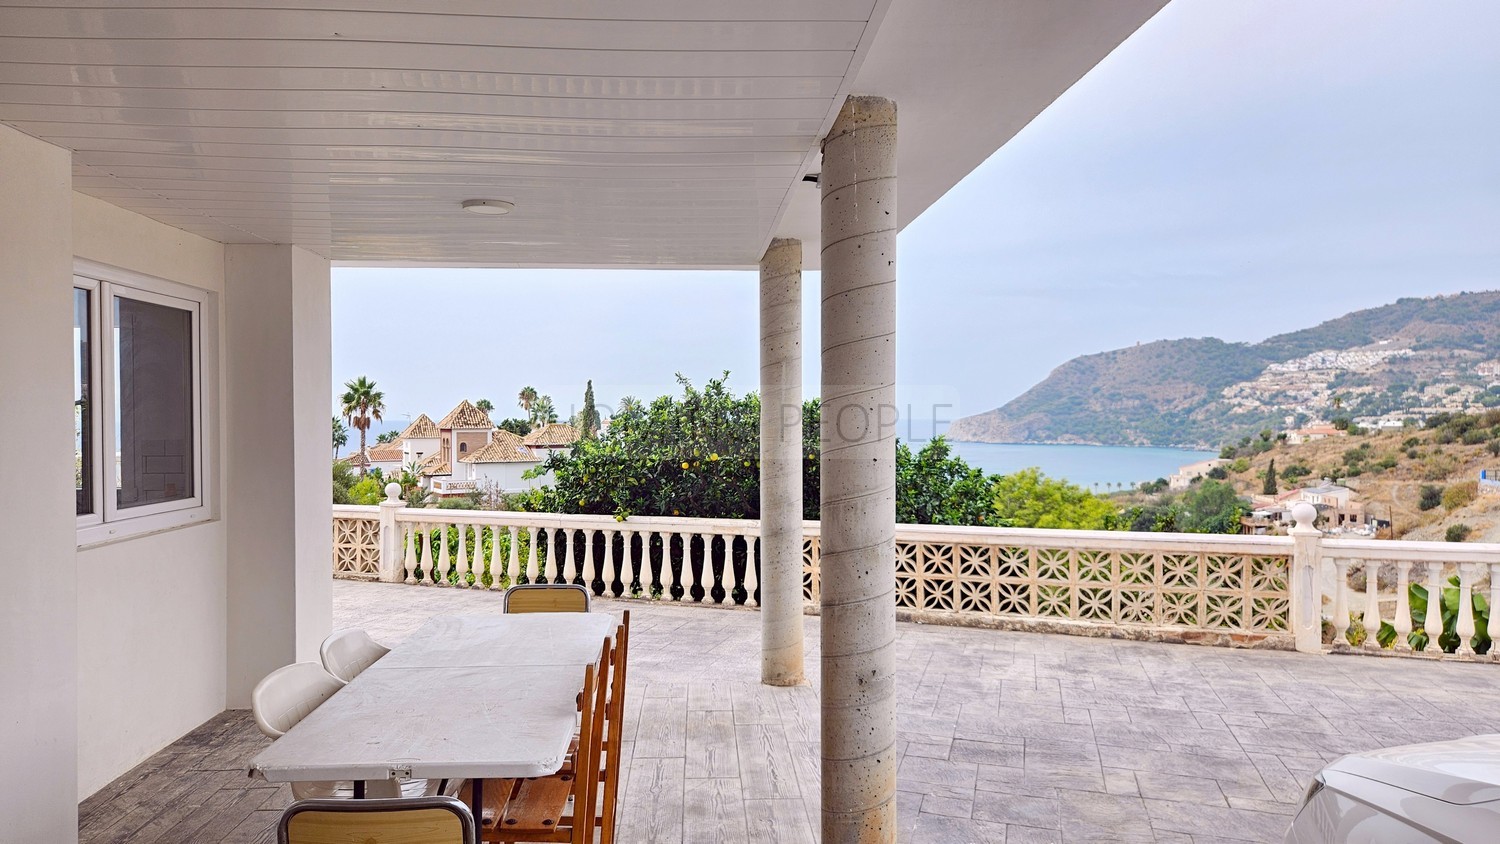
[461,199,515,216]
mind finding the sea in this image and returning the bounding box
[944,441,1217,491]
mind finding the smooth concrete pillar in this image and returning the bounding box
[0,121,80,843]
[819,95,898,843]
[224,244,333,706]
[759,237,806,686]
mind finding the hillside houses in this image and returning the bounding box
[397,401,583,498]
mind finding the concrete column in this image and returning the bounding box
[819,95,898,843]
[759,237,806,686]
[0,122,79,843]
[224,244,333,706]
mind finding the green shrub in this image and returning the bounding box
[1375,575,1489,653]
[1442,481,1477,511]
[1418,485,1443,511]
[1446,523,1473,543]
[347,477,386,505]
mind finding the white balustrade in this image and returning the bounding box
[454,524,468,588]
[329,504,1497,660]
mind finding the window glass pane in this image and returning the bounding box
[115,294,195,508]
[75,288,93,516]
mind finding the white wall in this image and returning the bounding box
[71,192,231,799]
[224,245,332,706]
[469,461,545,492]
[0,122,79,841]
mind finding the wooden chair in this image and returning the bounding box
[592,612,629,844]
[503,583,590,613]
[464,639,608,843]
[278,796,475,844]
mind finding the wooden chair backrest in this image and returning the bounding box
[597,611,630,844]
[503,583,590,614]
[494,641,607,843]
[279,796,475,844]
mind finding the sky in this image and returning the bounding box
[333,0,1500,434]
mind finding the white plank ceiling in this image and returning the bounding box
[0,0,1167,268]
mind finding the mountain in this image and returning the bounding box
[948,291,1500,449]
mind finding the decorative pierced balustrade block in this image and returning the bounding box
[887,539,1290,635]
[802,536,820,603]
[332,516,381,580]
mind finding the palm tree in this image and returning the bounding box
[532,394,558,425]
[340,376,385,477]
[476,398,494,420]
[518,386,538,421]
[332,416,348,458]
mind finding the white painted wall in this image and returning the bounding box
[0,122,79,842]
[468,461,545,492]
[71,192,229,799]
[224,245,332,707]
[403,436,440,464]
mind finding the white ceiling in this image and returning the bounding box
[0,0,1166,268]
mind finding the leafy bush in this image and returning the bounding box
[1418,485,1444,511]
[1463,429,1489,445]
[532,374,780,520]
[332,460,358,504]
[347,477,386,505]
[991,469,1116,530]
[1178,480,1246,534]
[1442,481,1477,511]
[1376,575,1489,653]
[1446,524,1473,542]
[896,437,996,526]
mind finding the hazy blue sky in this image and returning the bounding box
[333,0,1500,432]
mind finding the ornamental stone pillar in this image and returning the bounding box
[760,237,807,686]
[819,95,898,844]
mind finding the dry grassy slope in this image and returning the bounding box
[1221,428,1500,540]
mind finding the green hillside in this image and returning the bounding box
[949,291,1500,448]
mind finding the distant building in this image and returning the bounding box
[461,429,543,493]
[1285,424,1346,445]
[364,439,404,475]
[398,414,441,467]
[522,422,582,459]
[1168,458,1228,491]
[1277,483,1371,532]
[1481,469,1500,497]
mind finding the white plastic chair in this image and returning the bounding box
[320,628,391,683]
[252,662,453,800]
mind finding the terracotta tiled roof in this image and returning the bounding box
[417,452,450,477]
[461,430,538,464]
[399,414,440,439]
[437,399,492,430]
[522,422,580,447]
[367,438,403,462]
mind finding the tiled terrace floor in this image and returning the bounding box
[83,580,1500,843]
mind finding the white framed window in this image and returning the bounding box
[75,260,215,546]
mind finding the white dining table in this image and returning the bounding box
[249,611,618,800]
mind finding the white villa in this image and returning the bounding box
[397,404,582,497]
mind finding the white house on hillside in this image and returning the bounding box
[461,429,544,493]
[522,422,582,459]
[398,414,440,467]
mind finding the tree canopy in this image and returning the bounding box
[991,468,1118,530]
